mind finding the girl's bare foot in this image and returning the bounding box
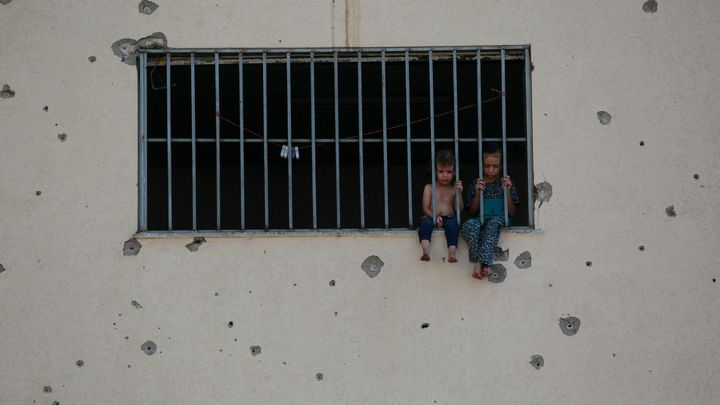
[481,265,493,278]
[472,263,483,279]
[420,254,430,261]
[448,256,458,263]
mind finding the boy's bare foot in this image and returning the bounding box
[420,254,430,261]
[472,271,483,279]
[481,265,493,278]
[448,256,458,263]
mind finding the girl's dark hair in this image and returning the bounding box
[435,149,455,167]
[482,142,502,156]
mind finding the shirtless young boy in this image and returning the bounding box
[419,149,464,262]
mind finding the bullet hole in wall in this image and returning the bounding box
[76,360,84,367]
[214,292,219,296]
[534,181,553,207]
[586,261,592,267]
[597,111,612,125]
[514,251,532,269]
[361,255,384,278]
[665,205,676,217]
[57,133,67,142]
[130,300,143,309]
[494,247,509,262]
[43,105,49,111]
[185,237,206,252]
[559,316,581,336]
[316,373,324,381]
[639,140,645,146]
[713,278,716,283]
[250,346,262,356]
[693,174,700,180]
[0,1,13,6]
[489,264,507,283]
[123,238,142,256]
[88,56,97,63]
[421,323,430,329]
[643,0,658,13]
[0,84,15,98]
[53,402,60,405]
[35,190,42,196]
[138,0,159,15]
[43,386,53,393]
[227,321,234,328]
[638,245,645,251]
[0,263,5,274]
[529,355,544,369]
[329,280,336,286]
[141,340,157,355]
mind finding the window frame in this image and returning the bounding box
[136,46,535,236]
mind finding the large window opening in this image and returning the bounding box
[139,47,533,233]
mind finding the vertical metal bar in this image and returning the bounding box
[239,52,245,230]
[191,53,197,231]
[381,50,389,228]
[139,53,148,231]
[263,52,269,229]
[429,51,436,223]
[214,52,221,229]
[477,49,484,225]
[334,52,341,229]
[452,49,460,224]
[405,51,412,228]
[524,47,535,228]
[310,52,318,229]
[286,52,293,230]
[500,48,509,226]
[357,51,365,228]
[166,53,173,230]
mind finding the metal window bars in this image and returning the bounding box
[137,46,534,234]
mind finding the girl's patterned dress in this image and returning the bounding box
[460,178,520,265]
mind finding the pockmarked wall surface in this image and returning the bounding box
[2,1,719,404]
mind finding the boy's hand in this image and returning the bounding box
[454,180,463,192]
[436,216,444,227]
[475,179,486,192]
[501,176,512,189]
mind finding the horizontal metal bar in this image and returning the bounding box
[135,227,543,238]
[147,137,530,143]
[141,45,531,54]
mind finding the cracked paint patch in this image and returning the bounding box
[489,264,507,283]
[559,316,581,336]
[138,0,159,14]
[514,251,532,269]
[597,111,612,125]
[185,237,206,252]
[361,255,384,278]
[141,340,157,355]
[529,355,544,369]
[643,0,658,13]
[1,84,15,98]
[494,247,509,262]
[123,238,142,256]
[665,205,676,217]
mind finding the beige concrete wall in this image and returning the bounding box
[1,1,719,404]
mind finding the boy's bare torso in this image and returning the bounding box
[426,183,457,217]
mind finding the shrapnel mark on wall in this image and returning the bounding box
[529,355,544,369]
[361,255,384,278]
[0,84,15,98]
[559,316,581,336]
[643,0,658,13]
[141,340,157,355]
[597,111,612,125]
[123,238,142,256]
[185,237,206,252]
[138,0,159,15]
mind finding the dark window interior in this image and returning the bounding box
[144,50,530,231]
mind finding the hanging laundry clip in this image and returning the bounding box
[293,146,300,160]
[280,145,289,159]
